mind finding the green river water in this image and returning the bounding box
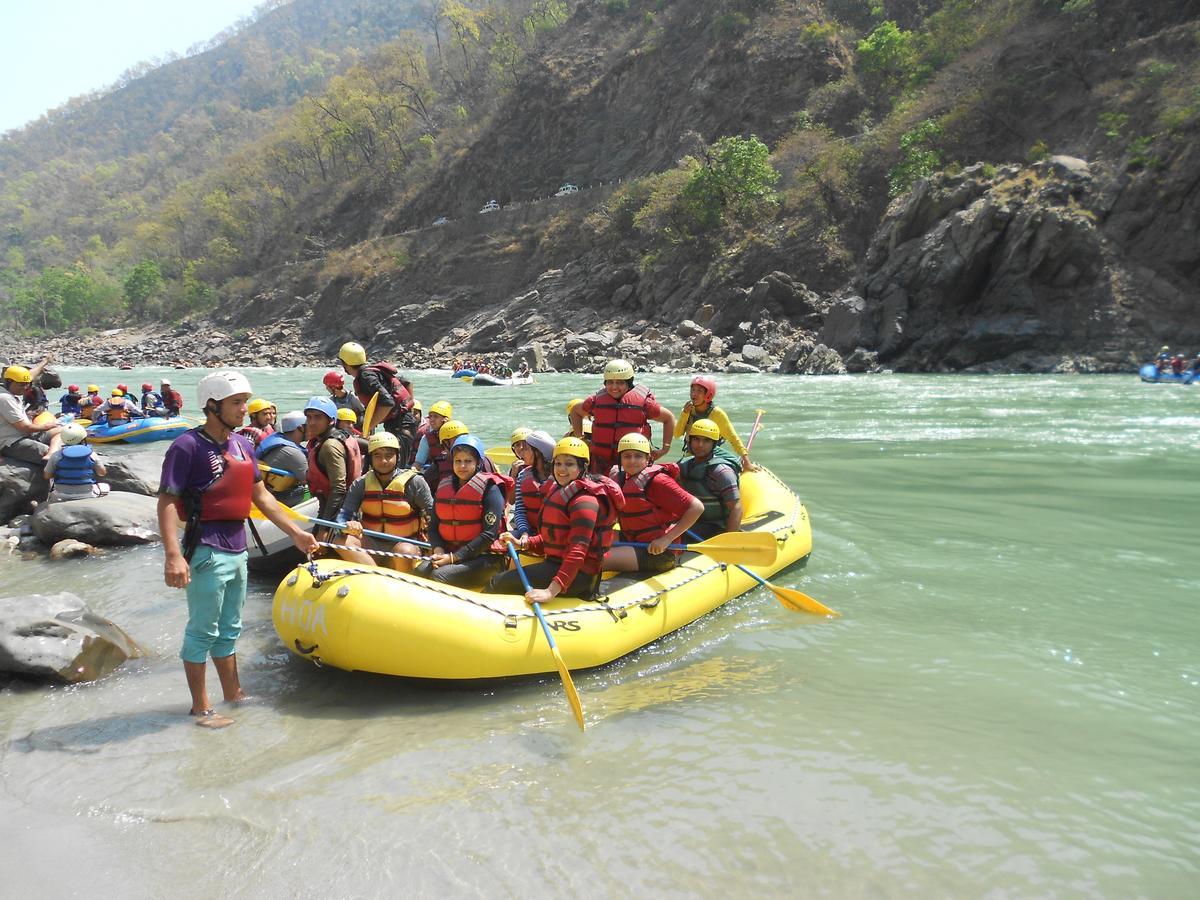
[1,368,1196,898]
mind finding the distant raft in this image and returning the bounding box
[272,466,813,681]
[1139,364,1196,384]
[451,369,477,380]
[86,416,190,444]
[472,373,534,387]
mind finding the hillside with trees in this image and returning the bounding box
[2,0,1198,371]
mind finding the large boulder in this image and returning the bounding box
[0,592,143,684]
[100,453,163,496]
[0,460,50,525]
[31,492,160,547]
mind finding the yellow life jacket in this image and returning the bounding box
[361,468,422,537]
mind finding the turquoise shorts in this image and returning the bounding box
[181,545,248,664]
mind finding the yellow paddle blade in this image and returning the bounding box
[690,531,778,566]
[251,502,309,522]
[550,645,586,731]
[363,391,380,434]
[486,445,517,466]
[769,582,839,617]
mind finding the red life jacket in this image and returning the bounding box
[306,430,363,500]
[237,424,272,447]
[198,437,257,522]
[538,475,624,574]
[517,465,548,533]
[434,471,511,550]
[354,361,413,421]
[361,468,423,537]
[587,385,654,471]
[415,421,439,458]
[615,464,677,544]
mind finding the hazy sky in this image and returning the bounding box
[0,0,267,134]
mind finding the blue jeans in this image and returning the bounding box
[181,545,248,664]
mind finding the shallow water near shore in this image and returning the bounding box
[2,369,1197,897]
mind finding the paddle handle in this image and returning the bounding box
[306,514,432,548]
[614,540,693,553]
[257,463,292,477]
[506,543,559,647]
[746,409,765,451]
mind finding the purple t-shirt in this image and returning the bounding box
[160,428,262,553]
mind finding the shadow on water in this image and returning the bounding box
[8,708,177,754]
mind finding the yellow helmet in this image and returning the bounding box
[439,419,468,443]
[336,407,357,423]
[3,365,32,384]
[412,399,423,412]
[510,426,532,444]
[247,398,274,416]
[566,397,584,415]
[617,433,652,455]
[554,436,590,462]
[367,431,400,454]
[86,384,100,393]
[603,358,635,380]
[338,341,368,366]
[688,418,721,441]
[111,388,125,397]
[429,400,453,418]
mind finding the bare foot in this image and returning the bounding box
[191,708,234,729]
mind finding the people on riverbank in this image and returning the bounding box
[674,376,757,472]
[157,370,319,729]
[675,419,743,540]
[1,363,62,464]
[338,342,417,465]
[603,433,703,574]
[571,359,675,476]
[256,410,309,507]
[417,435,510,586]
[44,423,109,502]
[335,431,434,573]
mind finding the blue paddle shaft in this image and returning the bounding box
[506,544,560,650]
[308,514,432,548]
[615,540,692,553]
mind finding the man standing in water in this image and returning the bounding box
[157,371,319,729]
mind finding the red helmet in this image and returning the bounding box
[141,382,153,391]
[68,384,79,392]
[116,383,129,393]
[323,370,344,389]
[91,396,103,406]
[691,375,717,401]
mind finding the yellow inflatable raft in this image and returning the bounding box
[272,467,812,679]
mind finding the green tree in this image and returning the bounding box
[681,135,780,232]
[857,21,916,98]
[888,118,945,197]
[123,260,163,316]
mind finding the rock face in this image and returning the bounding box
[0,592,143,684]
[32,492,161,547]
[0,461,50,525]
[820,158,1199,372]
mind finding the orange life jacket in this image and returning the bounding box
[434,471,511,550]
[361,468,422,537]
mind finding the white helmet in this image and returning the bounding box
[197,370,252,408]
[61,423,88,446]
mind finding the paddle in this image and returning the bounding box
[746,408,766,451]
[686,528,838,618]
[486,445,517,466]
[505,543,585,731]
[363,391,380,435]
[252,505,432,548]
[257,462,293,478]
[613,531,778,566]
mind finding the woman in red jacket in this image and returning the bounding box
[491,437,623,603]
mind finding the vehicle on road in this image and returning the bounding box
[479,200,501,213]
[554,184,579,197]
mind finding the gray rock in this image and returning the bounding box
[695,304,716,326]
[101,453,163,496]
[32,492,161,547]
[741,343,771,365]
[0,592,144,684]
[677,319,703,338]
[844,347,880,373]
[706,336,726,357]
[794,344,848,375]
[0,461,50,525]
[725,361,762,374]
[611,284,635,308]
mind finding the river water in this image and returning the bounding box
[1,369,1196,898]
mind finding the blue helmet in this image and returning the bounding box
[451,434,486,460]
[304,396,338,420]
